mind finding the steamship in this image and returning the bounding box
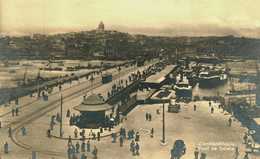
[198,70,227,88]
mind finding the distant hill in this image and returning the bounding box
[1,30,260,60]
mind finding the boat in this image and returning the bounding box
[183,69,198,87]
[195,55,222,64]
[198,70,227,88]
[174,79,192,99]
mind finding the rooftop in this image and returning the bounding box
[74,94,112,112]
[145,65,175,84]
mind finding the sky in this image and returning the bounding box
[1,0,260,37]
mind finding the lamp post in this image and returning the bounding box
[60,94,63,137]
[37,69,40,98]
[161,102,167,145]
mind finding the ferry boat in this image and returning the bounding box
[183,69,198,87]
[174,79,192,99]
[198,70,227,88]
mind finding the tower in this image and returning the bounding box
[97,21,105,31]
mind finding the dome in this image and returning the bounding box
[97,21,105,31]
[82,94,105,105]
[74,94,112,112]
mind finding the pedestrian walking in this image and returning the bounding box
[68,136,72,145]
[130,140,135,155]
[81,142,85,152]
[228,117,232,127]
[4,142,8,154]
[97,132,100,141]
[145,112,148,121]
[127,130,131,140]
[76,142,80,153]
[112,133,117,143]
[135,132,140,142]
[74,128,78,138]
[211,107,214,114]
[194,105,197,111]
[0,121,2,128]
[66,109,71,118]
[120,135,124,147]
[149,113,152,121]
[89,129,93,137]
[69,116,73,126]
[92,132,96,140]
[15,107,19,116]
[21,126,26,136]
[122,128,126,139]
[194,147,199,159]
[80,129,86,140]
[87,140,90,152]
[135,142,140,155]
[120,127,123,137]
[92,146,98,159]
[150,128,154,138]
[47,129,51,137]
[8,127,12,137]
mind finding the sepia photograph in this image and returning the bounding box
[0,0,260,159]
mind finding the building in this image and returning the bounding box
[142,65,175,89]
[97,21,105,31]
[74,94,112,128]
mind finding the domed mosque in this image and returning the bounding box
[97,21,105,31]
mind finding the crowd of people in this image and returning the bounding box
[67,139,98,159]
[65,125,144,159]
